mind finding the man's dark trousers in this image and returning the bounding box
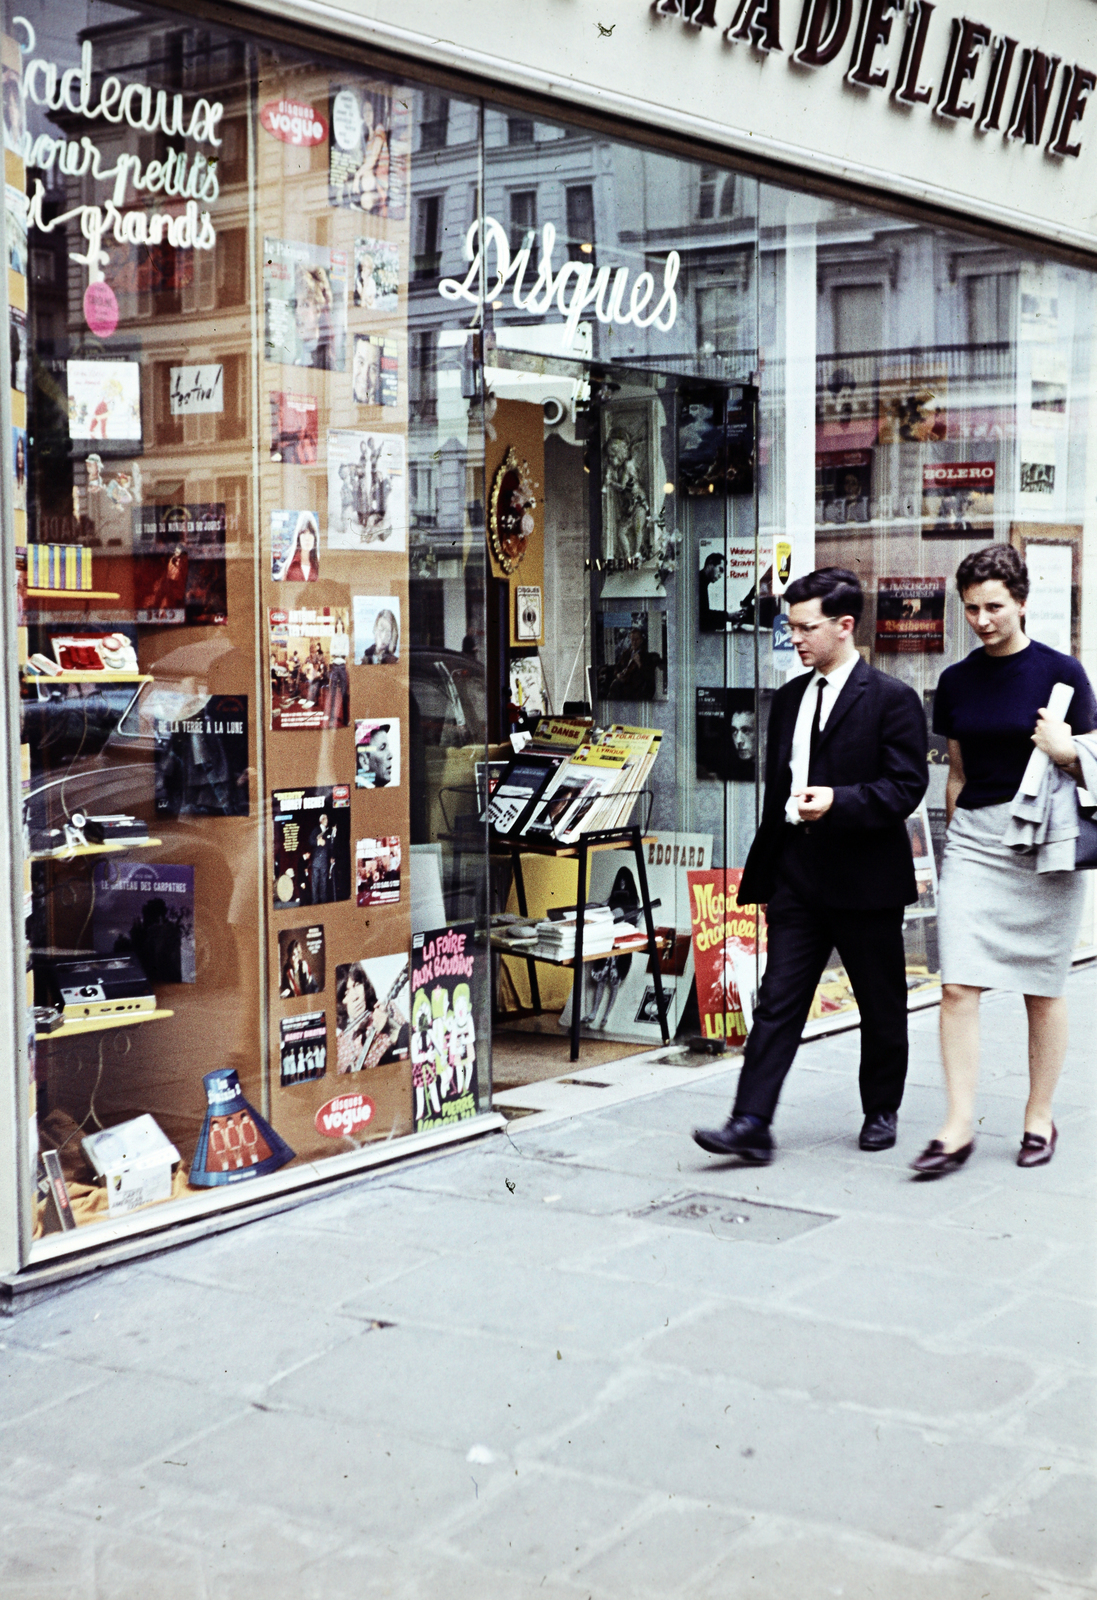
[732,854,908,1124]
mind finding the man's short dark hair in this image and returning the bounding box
[955,543,1029,603]
[784,566,863,624]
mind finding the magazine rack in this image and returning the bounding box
[490,821,670,1062]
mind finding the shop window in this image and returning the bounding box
[216,229,248,308]
[217,114,248,188]
[697,164,735,220]
[832,283,885,355]
[410,460,439,527]
[419,93,450,150]
[697,280,747,355]
[509,189,538,254]
[566,185,596,264]
[409,330,438,422]
[152,361,185,447]
[965,272,1016,345]
[507,117,535,145]
[414,194,444,281]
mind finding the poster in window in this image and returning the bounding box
[279,1011,327,1086]
[271,785,351,909]
[76,455,142,549]
[153,693,249,817]
[271,510,321,582]
[269,392,318,464]
[352,334,398,407]
[698,537,757,632]
[817,450,872,525]
[875,577,946,654]
[354,719,400,788]
[269,606,350,730]
[686,866,766,1047]
[263,238,348,372]
[696,687,757,781]
[677,386,753,496]
[278,924,325,996]
[133,502,227,626]
[410,924,480,1131]
[67,359,142,442]
[509,654,549,724]
[921,462,994,536]
[327,428,407,550]
[594,609,667,701]
[354,236,400,311]
[92,863,196,984]
[356,836,401,906]
[816,360,878,452]
[329,83,411,218]
[878,366,947,444]
[559,833,711,1046]
[11,424,26,512]
[353,595,400,663]
[335,953,410,1073]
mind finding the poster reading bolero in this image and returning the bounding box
[409,924,480,1132]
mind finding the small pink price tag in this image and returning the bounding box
[83,281,119,338]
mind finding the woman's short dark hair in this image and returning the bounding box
[784,566,863,624]
[955,543,1029,602]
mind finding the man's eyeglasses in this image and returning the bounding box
[787,619,838,640]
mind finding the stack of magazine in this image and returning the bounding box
[492,903,646,963]
[484,719,661,845]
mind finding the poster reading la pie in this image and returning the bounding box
[686,868,765,1047]
[409,924,480,1133]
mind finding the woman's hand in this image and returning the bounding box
[1032,708,1078,767]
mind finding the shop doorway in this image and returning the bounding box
[482,345,761,1095]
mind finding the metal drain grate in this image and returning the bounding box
[635,1191,837,1243]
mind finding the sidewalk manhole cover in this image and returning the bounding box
[635,1192,836,1243]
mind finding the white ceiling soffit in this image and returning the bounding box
[251,0,1097,258]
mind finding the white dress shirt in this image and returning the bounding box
[784,652,859,825]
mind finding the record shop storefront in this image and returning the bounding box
[2,0,1097,1291]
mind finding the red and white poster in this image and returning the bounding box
[686,868,766,1047]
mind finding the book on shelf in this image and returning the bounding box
[27,544,93,591]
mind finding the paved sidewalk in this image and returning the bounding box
[1,967,1095,1599]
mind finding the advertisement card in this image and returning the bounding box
[327,429,407,549]
[133,502,227,625]
[271,510,322,582]
[509,654,549,724]
[921,462,994,536]
[67,359,141,442]
[354,236,400,311]
[410,923,480,1131]
[269,391,319,464]
[559,833,711,1045]
[696,687,757,781]
[92,862,196,984]
[594,609,667,701]
[154,693,249,817]
[352,595,400,663]
[875,576,946,654]
[269,607,351,730]
[354,719,399,788]
[356,836,401,906]
[279,1011,327,1086]
[687,867,766,1047]
[278,924,325,997]
[328,83,411,218]
[335,952,410,1072]
[272,786,351,908]
[169,365,223,415]
[264,237,348,372]
[352,334,398,407]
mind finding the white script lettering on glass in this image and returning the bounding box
[438,219,679,347]
[10,29,221,287]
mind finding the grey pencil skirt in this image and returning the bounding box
[937,802,1087,997]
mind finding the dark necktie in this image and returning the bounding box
[808,675,826,777]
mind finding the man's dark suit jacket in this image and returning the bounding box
[737,657,928,910]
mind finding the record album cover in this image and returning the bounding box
[278,924,325,996]
[264,238,348,372]
[269,391,319,464]
[132,502,227,626]
[410,923,480,1132]
[327,429,407,550]
[279,1010,327,1086]
[154,693,249,817]
[329,83,410,217]
[356,836,401,906]
[269,607,350,730]
[92,862,196,984]
[271,786,351,908]
[354,719,399,788]
[335,952,410,1073]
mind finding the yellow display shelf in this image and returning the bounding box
[26,589,121,601]
[36,1009,174,1042]
[31,837,162,863]
[23,670,153,684]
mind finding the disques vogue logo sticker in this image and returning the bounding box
[315,1093,374,1138]
[260,99,328,147]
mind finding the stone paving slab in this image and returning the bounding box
[0,964,1092,1598]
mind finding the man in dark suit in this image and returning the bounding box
[693,567,928,1163]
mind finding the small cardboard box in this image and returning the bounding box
[82,1115,180,1216]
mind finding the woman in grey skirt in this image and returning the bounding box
[912,544,1097,1176]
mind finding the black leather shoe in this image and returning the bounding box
[859,1111,898,1151]
[1017,1125,1057,1168]
[910,1139,974,1177]
[692,1116,774,1164]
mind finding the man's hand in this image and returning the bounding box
[792,786,834,822]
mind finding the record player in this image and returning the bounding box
[41,955,156,1020]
